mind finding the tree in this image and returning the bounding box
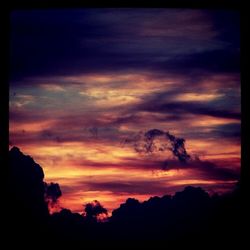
[84,200,107,221]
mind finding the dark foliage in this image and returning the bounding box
[7,147,243,247]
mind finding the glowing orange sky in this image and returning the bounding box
[9,72,240,213]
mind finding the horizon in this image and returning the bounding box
[9,145,240,218]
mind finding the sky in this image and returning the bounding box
[9,8,241,213]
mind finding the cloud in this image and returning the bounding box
[123,129,190,163]
[191,159,240,181]
[154,49,240,76]
[9,109,48,123]
[82,180,173,196]
[9,9,240,219]
[120,129,239,182]
[136,99,240,120]
[10,9,240,82]
[209,123,241,139]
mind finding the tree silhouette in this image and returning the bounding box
[84,200,108,221]
[7,146,242,247]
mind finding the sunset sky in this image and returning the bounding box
[9,9,240,213]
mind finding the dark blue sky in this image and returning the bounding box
[10,9,240,81]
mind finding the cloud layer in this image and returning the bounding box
[9,9,240,212]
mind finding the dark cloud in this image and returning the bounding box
[83,180,172,196]
[10,9,240,82]
[123,129,190,163]
[9,109,47,123]
[169,157,240,182]
[83,160,238,193]
[136,99,241,120]
[9,125,122,146]
[174,124,241,141]
[71,157,167,170]
[210,123,241,139]
[155,49,240,75]
[189,159,240,181]
[208,10,240,48]
[9,105,240,148]
[121,129,239,181]
[165,131,191,162]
